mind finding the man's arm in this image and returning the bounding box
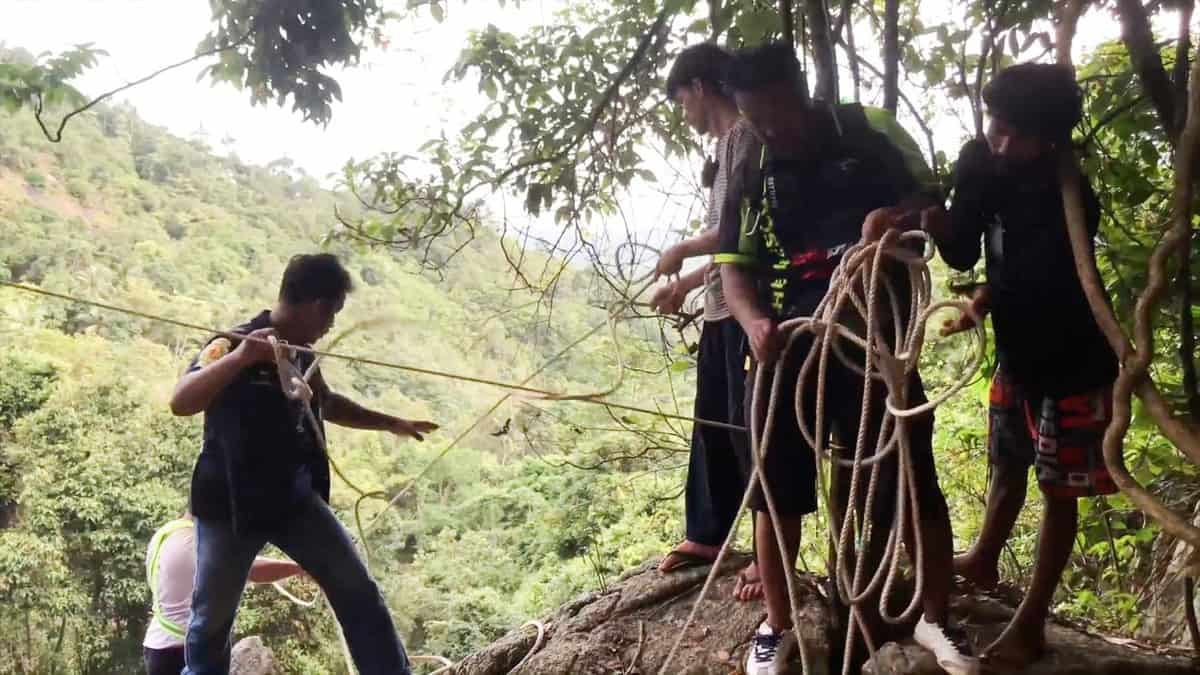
[714,131,777,364]
[169,328,276,416]
[248,557,304,584]
[926,140,992,271]
[656,228,720,277]
[312,371,438,441]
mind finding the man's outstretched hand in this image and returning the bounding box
[390,418,439,441]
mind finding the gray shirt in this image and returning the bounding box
[703,119,753,322]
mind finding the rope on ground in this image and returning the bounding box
[270,580,319,608]
[657,231,984,675]
[510,620,547,673]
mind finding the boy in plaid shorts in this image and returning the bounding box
[925,63,1119,668]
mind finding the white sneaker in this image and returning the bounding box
[745,621,788,675]
[913,615,980,675]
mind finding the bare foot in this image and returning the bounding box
[982,619,1046,670]
[733,561,763,602]
[658,540,719,573]
[954,552,999,591]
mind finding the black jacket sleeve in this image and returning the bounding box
[935,139,992,271]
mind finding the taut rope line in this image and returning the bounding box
[0,280,743,432]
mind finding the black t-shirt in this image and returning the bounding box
[935,140,1118,397]
[715,103,925,325]
[187,310,331,532]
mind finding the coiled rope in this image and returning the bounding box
[658,230,983,675]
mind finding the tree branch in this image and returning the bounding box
[1059,8,1200,552]
[1116,0,1180,143]
[1055,0,1087,68]
[484,8,670,192]
[1080,95,1148,148]
[1181,230,1200,421]
[806,0,839,101]
[840,0,862,101]
[883,0,900,112]
[1174,0,1194,138]
[33,27,254,143]
[781,0,797,46]
[709,0,724,41]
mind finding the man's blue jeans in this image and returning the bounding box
[183,494,410,675]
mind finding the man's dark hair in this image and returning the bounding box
[983,63,1082,143]
[279,253,353,304]
[725,42,809,101]
[666,43,734,101]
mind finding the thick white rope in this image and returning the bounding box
[658,231,984,674]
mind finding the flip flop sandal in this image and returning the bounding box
[659,549,714,573]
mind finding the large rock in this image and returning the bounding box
[452,553,830,675]
[230,635,278,675]
[452,557,1197,675]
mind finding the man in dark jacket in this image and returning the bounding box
[924,63,1119,669]
[171,253,437,675]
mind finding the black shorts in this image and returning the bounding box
[693,318,750,464]
[738,333,947,524]
[144,646,185,675]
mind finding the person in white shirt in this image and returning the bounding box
[143,512,304,675]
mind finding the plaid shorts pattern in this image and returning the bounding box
[987,369,1117,498]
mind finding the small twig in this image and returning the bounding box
[1185,577,1200,655]
[624,620,647,675]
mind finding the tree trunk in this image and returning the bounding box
[781,0,796,47]
[1055,0,1086,68]
[806,0,839,102]
[1116,0,1179,142]
[842,0,861,101]
[1181,235,1200,421]
[1175,0,1195,151]
[883,0,900,112]
[709,0,724,41]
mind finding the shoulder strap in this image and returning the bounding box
[832,102,872,137]
[147,519,194,639]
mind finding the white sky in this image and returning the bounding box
[0,1,1164,254]
[2,0,551,177]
